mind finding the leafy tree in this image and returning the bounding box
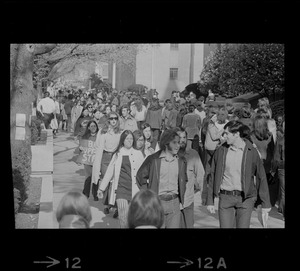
[199,44,284,100]
[34,44,150,83]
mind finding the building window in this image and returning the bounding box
[170,44,179,50]
[170,68,178,80]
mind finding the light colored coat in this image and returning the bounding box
[92,129,121,184]
[99,147,145,206]
[182,148,205,208]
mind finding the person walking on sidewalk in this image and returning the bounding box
[206,121,272,228]
[64,94,75,133]
[145,98,163,149]
[175,127,205,228]
[136,129,188,228]
[92,112,122,217]
[181,103,202,150]
[36,91,56,129]
[79,120,99,201]
[71,100,83,134]
[97,130,145,228]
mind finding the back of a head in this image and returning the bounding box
[56,190,92,228]
[127,189,164,229]
[252,115,270,141]
[59,214,90,229]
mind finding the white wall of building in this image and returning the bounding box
[193,43,204,82]
[136,43,206,100]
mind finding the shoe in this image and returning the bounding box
[103,207,110,214]
[113,209,118,219]
[93,196,99,201]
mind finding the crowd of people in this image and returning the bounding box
[36,85,284,228]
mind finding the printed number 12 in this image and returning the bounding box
[65,258,81,269]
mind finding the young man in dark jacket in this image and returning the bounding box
[206,121,271,228]
[136,129,188,228]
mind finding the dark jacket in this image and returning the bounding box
[207,139,271,209]
[145,107,162,130]
[64,100,74,115]
[136,150,188,205]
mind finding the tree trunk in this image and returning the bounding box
[11,44,56,196]
[11,45,36,157]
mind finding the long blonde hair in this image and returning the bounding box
[100,112,122,134]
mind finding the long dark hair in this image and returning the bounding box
[127,189,164,228]
[159,129,179,152]
[252,115,270,141]
[113,130,136,156]
[133,129,146,157]
[141,122,153,144]
[82,120,99,139]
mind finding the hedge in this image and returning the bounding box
[30,117,43,145]
[12,142,31,213]
[199,44,284,100]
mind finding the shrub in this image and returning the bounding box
[30,117,43,145]
[12,142,31,212]
[270,99,284,120]
[199,44,285,100]
[14,188,21,214]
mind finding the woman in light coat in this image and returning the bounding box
[92,111,122,216]
[97,130,145,228]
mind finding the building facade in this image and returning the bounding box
[53,44,219,99]
[135,43,219,100]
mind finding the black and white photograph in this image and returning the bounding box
[7,1,293,270]
[11,43,285,229]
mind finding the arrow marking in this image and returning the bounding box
[33,256,60,268]
[167,257,193,268]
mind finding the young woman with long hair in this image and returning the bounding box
[133,130,147,157]
[92,111,122,217]
[141,122,158,154]
[250,114,275,207]
[97,130,145,228]
[79,120,99,200]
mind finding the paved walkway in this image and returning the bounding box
[52,131,284,229]
[52,131,119,228]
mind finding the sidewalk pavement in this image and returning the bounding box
[31,129,54,228]
[51,131,284,229]
[52,131,119,228]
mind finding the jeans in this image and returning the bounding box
[161,197,181,228]
[201,149,215,205]
[66,114,72,132]
[152,129,161,149]
[218,193,255,228]
[180,202,194,228]
[277,168,285,216]
[43,113,54,129]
